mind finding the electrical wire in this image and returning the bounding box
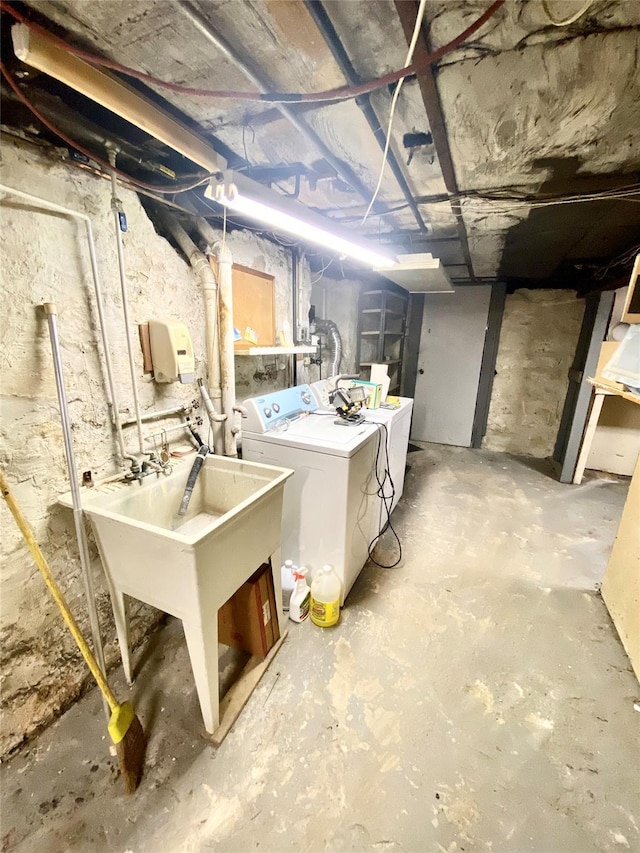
[361,0,428,226]
[0,0,506,105]
[339,184,640,227]
[0,60,218,194]
[594,243,640,279]
[307,414,401,566]
[311,256,335,286]
[366,422,402,569]
[541,0,596,27]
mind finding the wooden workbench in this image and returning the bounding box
[586,381,640,683]
[573,378,640,484]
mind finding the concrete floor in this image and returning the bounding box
[2,445,638,853]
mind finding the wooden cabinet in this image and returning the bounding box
[357,286,408,395]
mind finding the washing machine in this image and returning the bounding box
[310,379,413,533]
[240,384,380,603]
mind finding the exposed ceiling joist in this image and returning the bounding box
[304,0,430,236]
[394,0,476,282]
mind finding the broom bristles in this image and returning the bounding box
[115,713,146,794]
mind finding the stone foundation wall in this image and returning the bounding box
[483,289,584,457]
[0,140,310,757]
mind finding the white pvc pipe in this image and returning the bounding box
[120,402,191,427]
[0,184,134,466]
[108,169,146,457]
[213,241,237,456]
[163,216,225,455]
[195,218,237,456]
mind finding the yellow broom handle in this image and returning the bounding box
[0,471,118,711]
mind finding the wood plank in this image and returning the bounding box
[620,254,640,324]
[232,265,276,350]
[601,457,640,682]
[573,391,606,484]
[594,341,624,392]
[588,379,640,406]
[203,631,287,746]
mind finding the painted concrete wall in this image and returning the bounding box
[0,140,310,757]
[484,289,584,457]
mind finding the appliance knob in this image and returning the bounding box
[264,407,272,418]
[301,392,311,404]
[272,403,280,413]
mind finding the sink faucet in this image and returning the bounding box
[178,444,209,517]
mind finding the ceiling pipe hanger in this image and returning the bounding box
[178,1,392,219]
[394,0,476,282]
[304,0,429,237]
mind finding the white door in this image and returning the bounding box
[411,287,492,447]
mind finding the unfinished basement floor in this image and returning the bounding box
[1,445,638,853]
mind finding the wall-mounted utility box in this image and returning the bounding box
[148,318,195,384]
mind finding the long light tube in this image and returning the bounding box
[205,175,395,269]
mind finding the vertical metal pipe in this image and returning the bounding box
[0,184,133,466]
[42,303,107,683]
[108,167,146,455]
[82,218,132,465]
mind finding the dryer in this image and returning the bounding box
[240,385,380,603]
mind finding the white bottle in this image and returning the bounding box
[289,568,311,623]
[281,559,296,611]
[310,565,342,628]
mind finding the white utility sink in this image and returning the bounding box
[67,456,292,734]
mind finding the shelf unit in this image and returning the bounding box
[357,286,409,394]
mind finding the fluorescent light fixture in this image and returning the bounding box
[205,172,395,269]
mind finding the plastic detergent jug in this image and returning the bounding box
[310,565,341,627]
[289,568,311,623]
[281,559,296,611]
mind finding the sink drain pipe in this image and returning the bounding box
[195,217,237,457]
[160,213,226,455]
[42,302,108,703]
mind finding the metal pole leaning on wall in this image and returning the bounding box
[42,302,108,700]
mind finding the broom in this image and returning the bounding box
[0,471,146,794]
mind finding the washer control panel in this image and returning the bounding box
[241,384,318,433]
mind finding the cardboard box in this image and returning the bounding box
[595,341,624,391]
[218,563,280,657]
[352,379,382,409]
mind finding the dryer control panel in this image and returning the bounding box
[241,384,318,433]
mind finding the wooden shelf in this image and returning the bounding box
[358,286,408,395]
[236,345,317,356]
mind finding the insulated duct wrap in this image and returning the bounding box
[315,319,342,376]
